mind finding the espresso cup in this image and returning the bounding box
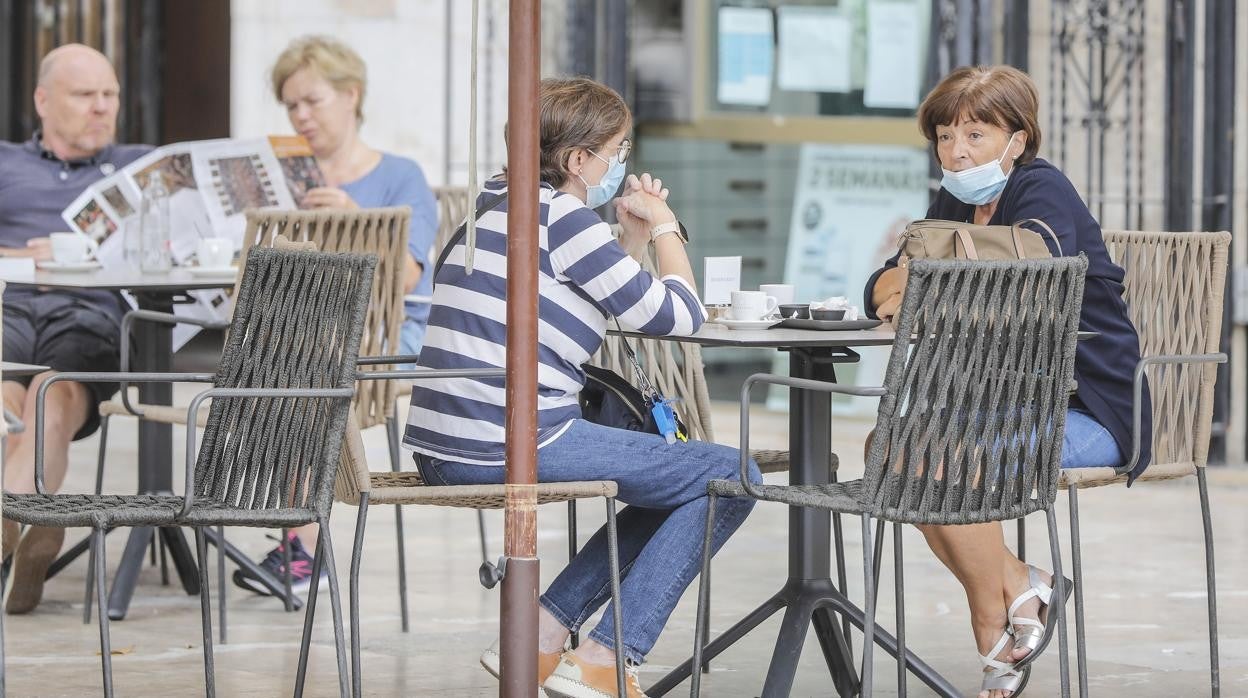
[728,290,778,322]
[49,232,96,263]
[196,237,234,268]
[759,283,795,306]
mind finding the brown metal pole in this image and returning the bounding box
[500,0,541,696]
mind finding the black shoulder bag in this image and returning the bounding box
[434,192,687,441]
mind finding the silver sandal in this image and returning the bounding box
[1007,564,1071,670]
[980,629,1030,695]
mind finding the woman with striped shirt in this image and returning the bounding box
[405,78,760,697]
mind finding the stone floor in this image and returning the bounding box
[4,388,1247,697]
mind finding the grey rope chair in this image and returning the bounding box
[3,247,375,697]
[84,209,410,634]
[1058,230,1230,697]
[691,257,1088,697]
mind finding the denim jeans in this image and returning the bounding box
[1061,407,1123,469]
[414,419,762,665]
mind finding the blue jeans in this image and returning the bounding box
[415,419,761,664]
[1061,407,1123,469]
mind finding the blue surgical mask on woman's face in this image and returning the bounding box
[578,148,627,209]
[940,132,1018,206]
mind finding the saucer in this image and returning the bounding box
[187,265,238,277]
[37,260,102,272]
[714,317,781,331]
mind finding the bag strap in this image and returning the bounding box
[433,191,508,275]
[954,228,980,260]
[1012,218,1063,256]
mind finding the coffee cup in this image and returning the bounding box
[759,283,795,306]
[728,290,778,322]
[196,237,234,268]
[49,232,97,264]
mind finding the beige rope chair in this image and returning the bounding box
[88,209,410,632]
[1058,230,1229,696]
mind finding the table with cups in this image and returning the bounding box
[0,260,256,620]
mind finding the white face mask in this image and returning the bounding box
[940,132,1018,205]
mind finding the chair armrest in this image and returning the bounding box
[34,372,217,494]
[737,373,887,501]
[1119,353,1227,475]
[181,386,354,518]
[120,310,230,415]
[356,354,422,367]
[354,367,506,381]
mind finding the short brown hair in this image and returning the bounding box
[917,65,1041,166]
[534,78,631,187]
[271,36,367,123]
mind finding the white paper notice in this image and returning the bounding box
[702,256,743,305]
[777,6,852,93]
[717,7,774,106]
[864,1,922,109]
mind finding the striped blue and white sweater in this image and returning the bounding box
[403,178,706,465]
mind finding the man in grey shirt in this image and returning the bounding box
[0,44,150,613]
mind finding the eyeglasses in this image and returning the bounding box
[592,138,632,165]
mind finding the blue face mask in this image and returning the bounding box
[940,132,1018,206]
[579,148,627,209]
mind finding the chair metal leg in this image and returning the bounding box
[1197,468,1220,697]
[294,526,325,698]
[282,527,294,613]
[1046,506,1071,698]
[567,500,578,649]
[1067,486,1088,697]
[93,528,114,698]
[893,522,906,698]
[1017,517,1026,563]
[605,498,626,698]
[318,519,351,697]
[158,532,169,586]
[351,494,370,698]
[860,514,875,698]
[94,415,109,495]
[691,491,718,697]
[195,528,216,697]
[387,416,410,634]
[871,518,885,607]
[217,525,226,644]
[84,533,97,624]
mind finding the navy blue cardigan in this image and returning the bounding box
[864,158,1153,480]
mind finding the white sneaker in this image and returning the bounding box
[542,652,648,698]
[480,639,565,696]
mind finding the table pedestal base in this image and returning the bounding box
[649,578,960,697]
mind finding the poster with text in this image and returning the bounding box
[772,143,931,414]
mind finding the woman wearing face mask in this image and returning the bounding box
[864,65,1150,698]
[405,77,760,697]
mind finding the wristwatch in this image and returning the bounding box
[650,220,689,243]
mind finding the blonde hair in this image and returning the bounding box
[271,36,367,122]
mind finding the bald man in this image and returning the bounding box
[0,44,151,613]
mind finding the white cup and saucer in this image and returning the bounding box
[38,232,102,272]
[189,237,237,277]
[716,290,781,330]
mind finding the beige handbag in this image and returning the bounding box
[898,218,1061,262]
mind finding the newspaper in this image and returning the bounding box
[59,136,325,348]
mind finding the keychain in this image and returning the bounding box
[650,396,687,445]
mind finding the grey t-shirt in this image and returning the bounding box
[0,133,152,318]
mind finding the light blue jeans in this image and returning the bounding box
[1060,407,1123,469]
[414,419,762,665]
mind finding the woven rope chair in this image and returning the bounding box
[3,248,375,697]
[1058,231,1229,696]
[86,210,409,627]
[691,257,1088,697]
[336,382,626,697]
